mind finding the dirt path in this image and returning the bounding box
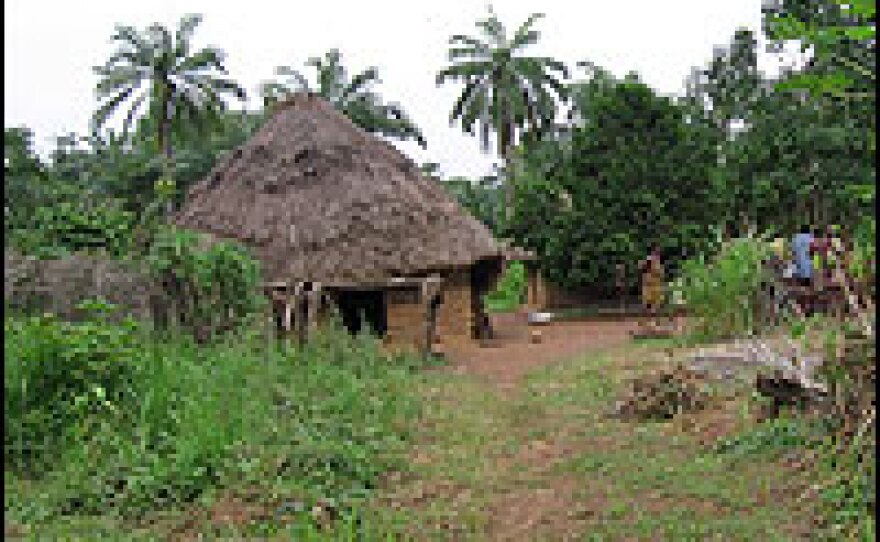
[370,315,817,540]
[436,312,657,390]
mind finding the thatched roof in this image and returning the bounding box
[174,93,505,286]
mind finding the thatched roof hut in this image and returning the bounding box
[174,93,528,352]
[174,92,503,286]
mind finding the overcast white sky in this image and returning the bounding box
[4,0,807,179]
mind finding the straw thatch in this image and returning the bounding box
[174,93,505,286]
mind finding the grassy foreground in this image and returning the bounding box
[4,312,426,539]
[6,311,870,539]
[353,340,827,540]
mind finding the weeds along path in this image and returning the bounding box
[369,325,817,540]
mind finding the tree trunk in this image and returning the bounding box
[499,119,515,220]
[159,87,175,217]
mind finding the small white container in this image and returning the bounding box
[527,312,554,325]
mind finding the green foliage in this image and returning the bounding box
[4,305,142,473]
[441,176,504,234]
[721,89,875,233]
[764,0,875,103]
[146,226,264,340]
[688,28,761,131]
[672,236,771,342]
[485,260,526,313]
[92,14,246,158]
[713,415,834,457]
[436,8,568,161]
[9,196,136,258]
[504,77,723,296]
[714,408,875,540]
[4,311,421,521]
[4,127,48,236]
[850,215,876,283]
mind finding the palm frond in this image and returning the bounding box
[174,13,203,60]
[177,47,225,74]
[110,25,149,53]
[436,61,494,83]
[120,92,149,139]
[511,12,545,49]
[93,85,137,129]
[276,66,312,91]
[450,79,484,122]
[95,66,145,96]
[476,8,506,46]
[146,22,173,59]
[341,67,380,103]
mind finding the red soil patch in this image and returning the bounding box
[436,312,651,389]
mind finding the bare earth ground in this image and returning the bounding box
[435,312,684,390]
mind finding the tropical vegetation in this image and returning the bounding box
[4,0,875,538]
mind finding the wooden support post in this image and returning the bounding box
[420,277,443,357]
[291,282,305,346]
[306,282,321,339]
[282,295,293,334]
[420,280,432,357]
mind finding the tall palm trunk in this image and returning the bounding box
[158,86,174,217]
[499,118,515,220]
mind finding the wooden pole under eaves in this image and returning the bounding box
[420,276,443,357]
[291,281,305,345]
[306,282,322,341]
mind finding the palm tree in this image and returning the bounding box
[260,49,426,148]
[92,14,246,164]
[436,7,569,167]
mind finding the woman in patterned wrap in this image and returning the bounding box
[639,244,665,315]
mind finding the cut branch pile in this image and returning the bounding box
[612,365,710,420]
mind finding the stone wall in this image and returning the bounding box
[4,250,162,323]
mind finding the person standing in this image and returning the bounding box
[791,225,815,287]
[639,245,665,316]
[791,225,815,314]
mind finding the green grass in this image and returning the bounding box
[7,306,871,539]
[4,313,426,539]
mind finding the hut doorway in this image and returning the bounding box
[472,258,503,340]
[333,290,388,337]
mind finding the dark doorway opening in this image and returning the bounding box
[332,289,387,337]
[472,259,502,339]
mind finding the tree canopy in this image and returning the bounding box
[92,13,246,161]
[436,8,569,163]
[504,76,723,296]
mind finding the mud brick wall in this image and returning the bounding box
[435,267,474,345]
[4,250,162,324]
[384,287,425,353]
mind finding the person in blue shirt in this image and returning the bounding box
[791,224,815,287]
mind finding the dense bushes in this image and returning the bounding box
[7,188,136,259]
[504,79,724,297]
[145,226,265,340]
[671,236,771,342]
[4,304,142,473]
[4,310,421,522]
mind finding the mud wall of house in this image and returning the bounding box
[4,249,161,323]
[435,267,474,345]
[384,288,425,353]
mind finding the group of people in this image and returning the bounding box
[634,223,856,319]
[767,224,852,317]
